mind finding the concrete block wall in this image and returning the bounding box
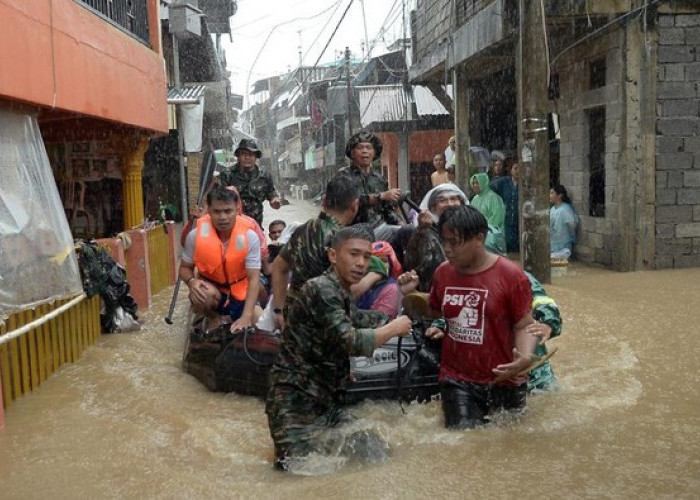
[412,0,452,63]
[555,31,623,267]
[656,13,700,268]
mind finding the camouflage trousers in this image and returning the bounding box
[527,342,558,392]
[266,383,348,467]
[265,383,389,471]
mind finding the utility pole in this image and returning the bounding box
[345,46,360,135]
[518,0,550,283]
[397,0,410,192]
[297,30,303,67]
[360,0,370,59]
[172,31,189,225]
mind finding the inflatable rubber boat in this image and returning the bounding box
[182,317,441,404]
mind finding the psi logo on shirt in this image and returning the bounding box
[442,287,488,344]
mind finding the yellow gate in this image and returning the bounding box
[147,224,174,296]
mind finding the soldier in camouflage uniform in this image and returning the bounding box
[336,131,403,226]
[265,226,413,471]
[218,138,281,226]
[524,271,562,391]
[269,174,358,329]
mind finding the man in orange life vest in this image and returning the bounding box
[178,186,262,332]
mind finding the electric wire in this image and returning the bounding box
[549,0,663,68]
[242,0,345,108]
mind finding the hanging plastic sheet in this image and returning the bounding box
[181,98,204,152]
[0,109,83,317]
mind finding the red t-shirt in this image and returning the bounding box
[429,256,532,385]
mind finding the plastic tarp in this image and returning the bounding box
[0,109,83,317]
[181,98,204,152]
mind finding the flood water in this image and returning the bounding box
[1,200,699,498]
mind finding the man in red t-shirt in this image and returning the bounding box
[398,205,537,428]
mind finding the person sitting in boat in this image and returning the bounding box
[355,241,402,319]
[403,183,468,292]
[270,174,362,329]
[178,186,261,333]
[266,226,412,471]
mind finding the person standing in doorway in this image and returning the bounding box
[549,184,579,260]
[444,136,456,170]
[431,152,450,187]
[490,160,520,253]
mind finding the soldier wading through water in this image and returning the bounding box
[265,226,412,472]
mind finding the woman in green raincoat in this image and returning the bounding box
[470,173,505,228]
[470,172,507,254]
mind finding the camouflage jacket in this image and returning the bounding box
[268,269,389,407]
[525,272,562,391]
[277,211,388,309]
[337,163,389,226]
[219,163,278,226]
[278,212,341,305]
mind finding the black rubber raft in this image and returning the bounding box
[182,321,441,404]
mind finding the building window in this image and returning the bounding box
[590,57,606,89]
[588,107,606,217]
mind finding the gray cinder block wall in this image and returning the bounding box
[555,31,623,268]
[656,13,700,268]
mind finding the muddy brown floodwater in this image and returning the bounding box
[1,200,699,498]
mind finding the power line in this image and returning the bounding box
[288,0,356,101]
[242,0,344,108]
[248,0,406,133]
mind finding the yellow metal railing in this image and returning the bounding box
[0,295,101,409]
[147,224,173,296]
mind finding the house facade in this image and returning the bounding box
[410,0,700,270]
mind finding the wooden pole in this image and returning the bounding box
[454,66,470,192]
[518,0,551,283]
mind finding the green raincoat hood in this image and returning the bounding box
[470,173,506,230]
[470,173,491,194]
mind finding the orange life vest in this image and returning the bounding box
[193,214,252,301]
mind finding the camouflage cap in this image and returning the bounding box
[234,138,262,158]
[345,131,383,160]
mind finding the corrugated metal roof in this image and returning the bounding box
[358,85,409,127]
[413,85,450,116]
[358,85,449,127]
[167,85,206,104]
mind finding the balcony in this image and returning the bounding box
[76,0,150,45]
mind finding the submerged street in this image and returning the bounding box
[1,198,699,498]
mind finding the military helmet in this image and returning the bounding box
[345,131,382,161]
[234,138,262,158]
